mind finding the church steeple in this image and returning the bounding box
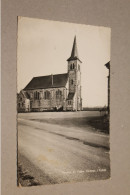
[67,36,82,63]
[67,36,82,111]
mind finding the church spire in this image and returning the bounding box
[71,36,78,58]
[67,36,82,62]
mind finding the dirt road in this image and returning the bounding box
[18,112,110,186]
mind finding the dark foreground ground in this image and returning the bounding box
[17,111,110,187]
[30,113,109,134]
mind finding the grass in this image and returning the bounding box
[87,115,109,134]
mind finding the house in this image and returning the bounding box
[17,36,83,112]
[17,90,30,112]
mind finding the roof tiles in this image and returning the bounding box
[24,73,68,90]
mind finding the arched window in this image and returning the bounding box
[44,91,50,100]
[56,89,62,100]
[68,100,71,105]
[34,91,40,100]
[71,80,73,85]
[70,63,75,70]
[40,92,43,99]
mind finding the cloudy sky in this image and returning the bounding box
[17,17,111,107]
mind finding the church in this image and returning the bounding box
[17,36,83,112]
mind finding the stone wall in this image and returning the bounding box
[26,86,68,111]
[68,59,82,110]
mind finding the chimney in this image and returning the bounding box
[51,74,53,86]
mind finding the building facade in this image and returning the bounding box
[17,90,30,112]
[17,36,83,112]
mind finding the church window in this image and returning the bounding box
[34,91,40,100]
[40,92,43,99]
[18,103,20,107]
[78,64,80,71]
[70,63,75,70]
[44,91,50,100]
[56,89,62,100]
[68,100,71,105]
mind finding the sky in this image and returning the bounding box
[17,17,111,107]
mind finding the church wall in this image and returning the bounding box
[68,60,77,93]
[73,95,77,111]
[68,59,82,111]
[25,87,68,111]
[68,60,78,71]
[68,71,76,93]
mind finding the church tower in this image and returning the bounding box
[67,36,82,111]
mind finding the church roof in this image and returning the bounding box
[67,36,82,63]
[24,73,68,90]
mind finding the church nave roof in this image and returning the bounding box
[24,73,68,90]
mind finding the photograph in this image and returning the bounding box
[17,17,111,187]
